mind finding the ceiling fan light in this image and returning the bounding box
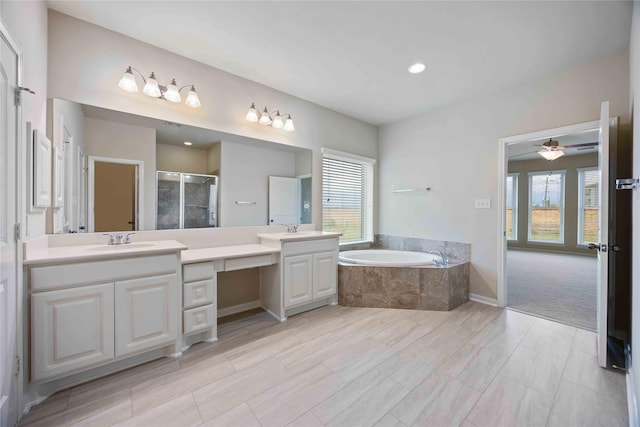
[259,107,272,126]
[283,115,295,132]
[272,111,284,129]
[164,79,182,103]
[118,66,139,93]
[143,72,162,98]
[246,103,259,122]
[538,149,565,161]
[185,86,201,108]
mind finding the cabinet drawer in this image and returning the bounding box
[184,279,215,309]
[31,254,179,292]
[282,238,338,257]
[183,304,216,335]
[224,254,274,271]
[183,262,215,283]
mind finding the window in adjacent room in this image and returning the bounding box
[506,173,519,240]
[578,167,600,245]
[321,148,375,244]
[528,170,566,243]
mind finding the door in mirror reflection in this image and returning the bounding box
[269,176,300,225]
[94,161,137,232]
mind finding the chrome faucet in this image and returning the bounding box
[428,250,450,266]
[103,232,136,245]
[286,224,299,234]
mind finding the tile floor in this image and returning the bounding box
[20,301,628,427]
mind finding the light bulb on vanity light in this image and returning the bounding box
[283,115,295,132]
[118,66,139,92]
[185,86,201,108]
[164,79,181,103]
[142,72,161,97]
[272,111,284,129]
[246,103,259,122]
[259,107,272,126]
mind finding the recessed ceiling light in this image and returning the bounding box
[408,63,426,74]
[184,141,192,146]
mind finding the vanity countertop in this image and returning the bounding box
[23,240,187,266]
[181,244,280,265]
[257,231,341,243]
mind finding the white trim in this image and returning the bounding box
[469,294,498,307]
[217,300,261,318]
[87,156,144,232]
[577,167,600,245]
[497,119,600,308]
[628,366,638,427]
[506,173,518,241]
[321,147,376,165]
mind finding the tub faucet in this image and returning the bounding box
[428,250,449,266]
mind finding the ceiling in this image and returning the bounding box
[48,1,633,126]
[507,128,599,161]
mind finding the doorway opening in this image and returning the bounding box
[88,156,143,232]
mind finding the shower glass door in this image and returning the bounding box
[183,174,217,228]
[156,172,181,229]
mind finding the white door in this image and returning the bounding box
[283,254,313,308]
[114,274,178,357]
[0,23,20,427]
[269,176,300,225]
[313,252,338,299]
[596,101,610,368]
[31,284,115,381]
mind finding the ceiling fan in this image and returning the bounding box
[510,138,598,161]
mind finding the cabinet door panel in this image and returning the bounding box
[32,283,114,381]
[115,274,178,357]
[313,251,338,299]
[283,254,313,308]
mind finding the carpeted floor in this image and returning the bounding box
[507,249,597,330]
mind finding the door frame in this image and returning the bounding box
[496,119,605,307]
[0,17,24,425]
[87,156,143,232]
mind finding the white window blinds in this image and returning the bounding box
[322,149,374,243]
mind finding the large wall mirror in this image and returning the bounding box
[49,98,312,233]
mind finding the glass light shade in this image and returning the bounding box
[118,67,139,92]
[185,86,201,108]
[272,111,284,129]
[246,103,259,122]
[164,79,181,103]
[408,63,426,74]
[259,107,272,126]
[538,149,565,161]
[284,115,295,132]
[142,72,161,98]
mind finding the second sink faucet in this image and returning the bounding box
[103,232,136,245]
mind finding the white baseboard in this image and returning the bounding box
[469,293,498,307]
[627,364,638,427]
[217,300,261,318]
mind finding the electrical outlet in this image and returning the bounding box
[475,198,491,209]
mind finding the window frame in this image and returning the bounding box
[577,166,600,246]
[527,170,566,244]
[321,148,376,245]
[506,173,519,241]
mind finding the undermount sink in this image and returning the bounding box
[88,243,155,251]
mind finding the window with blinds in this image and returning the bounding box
[322,149,374,244]
[578,168,600,245]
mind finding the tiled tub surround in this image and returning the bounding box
[339,235,471,311]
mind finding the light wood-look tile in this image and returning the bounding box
[438,343,508,392]
[391,372,480,426]
[377,347,447,389]
[519,321,575,361]
[465,375,553,427]
[224,330,303,371]
[286,411,325,427]
[113,393,201,427]
[572,328,597,356]
[248,365,347,427]
[498,345,566,396]
[131,353,236,414]
[19,390,70,425]
[373,413,405,427]
[547,379,628,427]
[323,337,397,382]
[563,348,627,401]
[199,403,261,427]
[192,357,292,421]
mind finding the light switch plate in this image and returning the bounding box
[475,198,491,209]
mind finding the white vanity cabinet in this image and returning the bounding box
[182,261,217,338]
[28,250,182,382]
[283,249,338,308]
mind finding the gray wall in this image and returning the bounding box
[507,153,598,255]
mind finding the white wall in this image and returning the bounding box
[1,1,48,238]
[156,143,208,174]
[207,142,221,175]
[219,141,295,227]
[47,11,378,230]
[629,0,640,420]
[84,117,156,230]
[379,49,630,299]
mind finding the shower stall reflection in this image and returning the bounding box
[156,171,218,229]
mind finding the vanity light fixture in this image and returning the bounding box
[245,103,295,132]
[183,141,193,146]
[118,66,201,108]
